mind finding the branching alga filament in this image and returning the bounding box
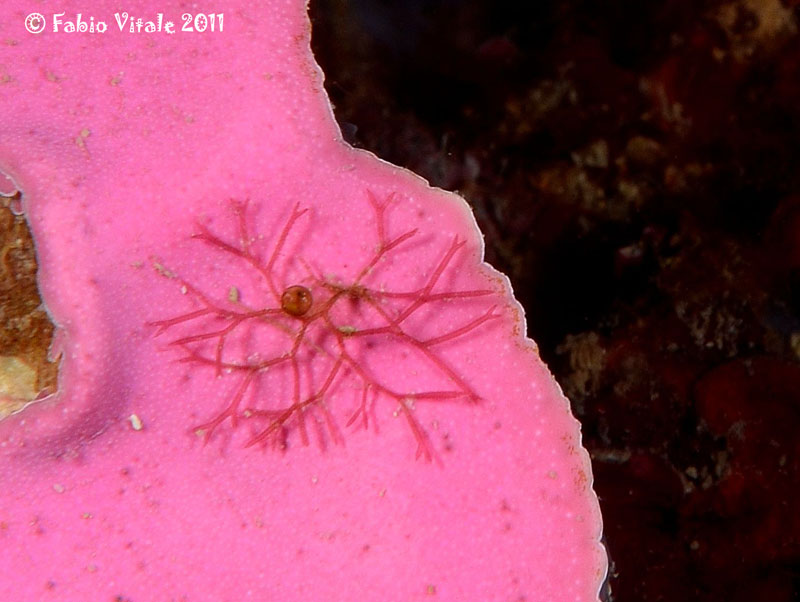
[150,191,499,460]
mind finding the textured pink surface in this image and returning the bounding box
[0,1,605,600]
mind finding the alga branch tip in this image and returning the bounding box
[150,191,500,460]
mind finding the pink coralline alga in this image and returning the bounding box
[0,1,606,600]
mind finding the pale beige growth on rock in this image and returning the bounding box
[0,194,59,419]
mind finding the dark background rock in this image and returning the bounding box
[309,1,800,600]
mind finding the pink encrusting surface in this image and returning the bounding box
[0,1,606,600]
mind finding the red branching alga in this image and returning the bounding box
[151,191,499,460]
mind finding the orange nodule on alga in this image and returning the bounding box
[0,1,606,600]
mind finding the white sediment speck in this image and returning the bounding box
[128,414,143,431]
